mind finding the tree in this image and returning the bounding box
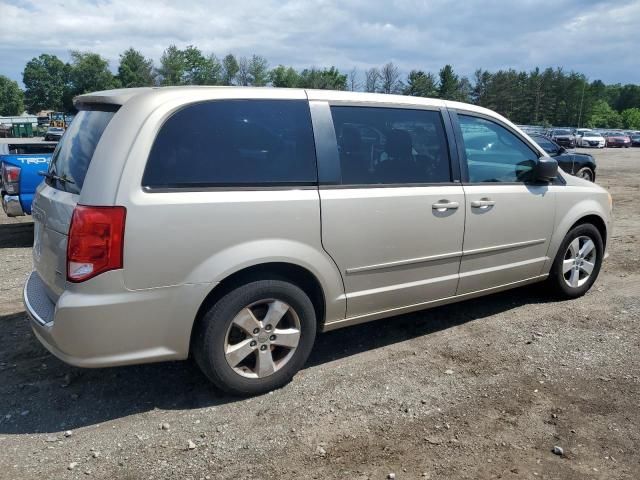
[236,57,251,86]
[404,70,438,97]
[117,48,154,87]
[587,100,622,128]
[67,51,117,98]
[157,45,185,86]
[347,68,360,91]
[438,64,460,100]
[364,67,380,93]
[0,76,24,115]
[379,62,402,94]
[270,65,300,88]
[22,54,67,112]
[621,108,640,129]
[248,55,269,86]
[298,67,347,90]
[183,46,221,85]
[221,54,239,85]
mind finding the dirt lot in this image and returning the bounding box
[1,148,639,480]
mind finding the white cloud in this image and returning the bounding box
[0,0,638,84]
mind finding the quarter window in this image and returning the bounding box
[142,100,317,188]
[458,114,539,183]
[330,106,451,185]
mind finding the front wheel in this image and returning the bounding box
[547,223,603,298]
[193,279,316,396]
[575,167,594,182]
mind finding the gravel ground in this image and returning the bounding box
[1,147,639,480]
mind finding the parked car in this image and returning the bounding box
[631,134,640,147]
[549,128,576,148]
[604,132,631,148]
[44,126,65,141]
[0,141,56,216]
[576,131,605,148]
[529,134,597,181]
[24,87,612,395]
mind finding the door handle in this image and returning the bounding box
[471,199,496,208]
[432,201,459,211]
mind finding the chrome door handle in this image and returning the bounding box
[470,199,496,208]
[432,201,459,211]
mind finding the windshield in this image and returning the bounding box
[553,129,571,135]
[47,108,115,194]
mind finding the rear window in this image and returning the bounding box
[9,144,57,154]
[47,109,116,194]
[142,100,317,189]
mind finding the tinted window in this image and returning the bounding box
[531,135,559,155]
[47,109,116,194]
[9,144,57,154]
[143,100,317,188]
[330,106,451,185]
[459,115,539,183]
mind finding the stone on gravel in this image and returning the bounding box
[316,446,327,457]
[552,445,564,456]
[64,430,73,437]
[160,423,170,430]
[445,369,454,375]
[187,440,196,450]
[68,462,78,470]
[45,436,58,443]
[387,473,396,479]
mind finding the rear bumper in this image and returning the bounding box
[24,270,212,368]
[2,194,25,216]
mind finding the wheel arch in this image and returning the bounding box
[189,261,334,353]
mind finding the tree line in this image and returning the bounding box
[0,45,639,129]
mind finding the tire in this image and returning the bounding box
[575,167,594,182]
[547,223,603,299]
[193,279,316,396]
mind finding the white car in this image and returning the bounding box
[577,131,605,148]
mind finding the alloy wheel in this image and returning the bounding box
[223,299,301,379]
[562,235,597,288]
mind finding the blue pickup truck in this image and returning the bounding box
[1,141,57,216]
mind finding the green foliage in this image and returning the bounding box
[438,65,459,100]
[587,100,622,128]
[65,51,117,110]
[157,45,185,86]
[183,46,221,85]
[221,54,239,85]
[22,54,67,112]
[248,55,269,87]
[117,48,154,87]
[270,65,300,88]
[298,67,347,90]
[0,75,24,115]
[621,108,640,130]
[404,70,437,97]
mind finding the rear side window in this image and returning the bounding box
[47,109,116,194]
[330,106,451,185]
[142,100,317,188]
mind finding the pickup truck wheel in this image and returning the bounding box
[575,167,594,182]
[548,224,603,299]
[193,280,316,396]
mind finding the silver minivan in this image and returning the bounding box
[24,87,612,395]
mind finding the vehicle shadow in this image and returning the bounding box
[0,284,557,434]
[0,221,34,248]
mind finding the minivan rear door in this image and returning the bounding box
[31,108,116,300]
[311,100,465,319]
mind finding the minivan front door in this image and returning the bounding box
[316,104,465,319]
[453,112,556,294]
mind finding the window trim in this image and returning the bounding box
[141,98,319,192]
[449,109,552,186]
[321,103,458,189]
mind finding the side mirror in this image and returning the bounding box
[535,157,558,182]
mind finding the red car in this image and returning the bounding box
[604,132,631,148]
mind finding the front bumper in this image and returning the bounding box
[2,194,25,216]
[24,270,212,368]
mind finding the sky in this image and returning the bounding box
[1,0,639,86]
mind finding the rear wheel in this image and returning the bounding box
[575,167,594,182]
[193,280,316,396]
[547,223,603,299]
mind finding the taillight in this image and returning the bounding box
[1,163,21,194]
[67,205,126,282]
